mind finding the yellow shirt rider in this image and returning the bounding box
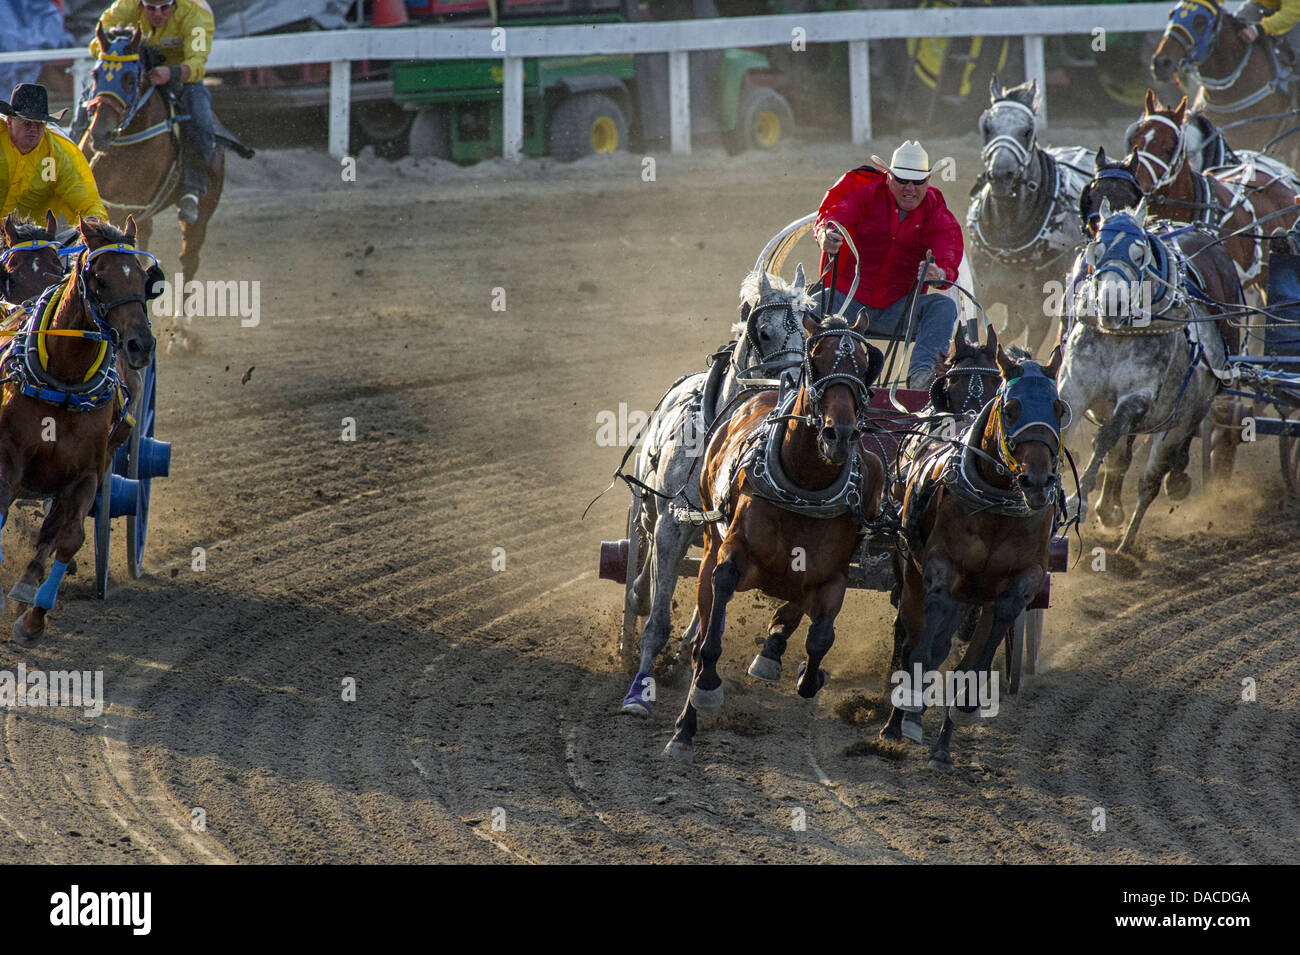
[0,83,109,225]
[1237,1,1300,66]
[88,0,216,224]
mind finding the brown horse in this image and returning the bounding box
[1,212,65,311]
[0,217,156,643]
[83,26,224,295]
[1128,91,1300,289]
[664,312,886,762]
[880,346,1066,769]
[1150,0,1298,159]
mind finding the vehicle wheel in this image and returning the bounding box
[408,107,451,161]
[351,102,414,159]
[723,86,794,155]
[1281,421,1300,494]
[549,93,628,162]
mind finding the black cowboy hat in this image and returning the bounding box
[0,84,68,125]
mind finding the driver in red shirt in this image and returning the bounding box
[815,140,964,390]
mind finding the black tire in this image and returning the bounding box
[723,85,794,156]
[548,93,628,162]
[350,102,414,159]
[408,107,451,161]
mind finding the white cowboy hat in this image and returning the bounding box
[871,140,931,180]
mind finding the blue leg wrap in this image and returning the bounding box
[34,559,69,611]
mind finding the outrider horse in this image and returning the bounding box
[1127,91,1300,290]
[880,346,1067,769]
[1151,0,1299,160]
[1,212,65,311]
[664,312,885,762]
[82,26,237,292]
[0,217,158,642]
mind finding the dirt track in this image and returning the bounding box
[0,126,1296,863]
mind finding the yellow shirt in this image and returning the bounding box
[89,0,216,83]
[0,125,109,224]
[1256,0,1300,36]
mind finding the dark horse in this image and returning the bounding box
[1151,0,1299,161]
[0,217,158,642]
[664,312,886,762]
[881,347,1067,769]
[1,212,65,311]
[82,26,230,294]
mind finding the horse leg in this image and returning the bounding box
[180,149,222,281]
[748,601,802,683]
[13,475,96,642]
[691,553,740,708]
[1076,394,1151,525]
[664,540,731,760]
[881,560,925,741]
[896,561,964,745]
[1095,434,1136,529]
[620,515,693,716]
[928,571,1039,769]
[1117,420,1191,554]
[1209,394,1245,484]
[1164,430,1197,501]
[796,578,848,699]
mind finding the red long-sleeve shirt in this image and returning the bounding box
[815,166,965,308]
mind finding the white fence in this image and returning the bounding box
[0,3,1172,158]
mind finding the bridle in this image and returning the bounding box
[74,243,165,347]
[1129,113,1189,191]
[1081,167,1145,229]
[0,239,71,304]
[938,358,999,416]
[734,298,810,386]
[85,38,159,145]
[797,323,876,437]
[1161,0,1288,110]
[991,366,1069,474]
[979,98,1039,192]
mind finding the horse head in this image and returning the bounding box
[1084,199,1161,330]
[993,344,1069,510]
[798,309,881,467]
[87,26,164,152]
[1079,147,1144,236]
[76,215,160,369]
[931,323,1000,416]
[979,74,1041,199]
[1127,90,1189,193]
[0,210,62,307]
[735,266,814,391]
[1152,0,1226,82]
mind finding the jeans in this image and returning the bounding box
[179,82,215,194]
[820,288,958,386]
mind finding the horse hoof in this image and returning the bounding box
[1164,470,1192,501]
[1096,503,1126,529]
[879,722,903,742]
[747,653,782,683]
[795,660,829,699]
[689,680,724,711]
[619,672,654,717]
[12,615,42,645]
[901,713,924,745]
[948,704,982,726]
[7,582,36,606]
[927,750,954,771]
[662,739,694,762]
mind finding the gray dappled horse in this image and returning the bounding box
[967,76,1092,355]
[619,269,814,716]
[1060,200,1239,553]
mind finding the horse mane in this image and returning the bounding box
[3,217,54,244]
[78,219,133,247]
[738,270,817,315]
[103,26,166,71]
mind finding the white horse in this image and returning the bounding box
[1060,199,1237,553]
[619,268,815,717]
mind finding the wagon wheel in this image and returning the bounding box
[618,496,645,668]
[126,358,159,577]
[92,465,112,599]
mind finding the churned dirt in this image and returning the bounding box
[0,118,1295,864]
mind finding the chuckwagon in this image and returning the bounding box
[598,213,1069,700]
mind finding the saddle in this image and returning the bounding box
[155,82,254,160]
